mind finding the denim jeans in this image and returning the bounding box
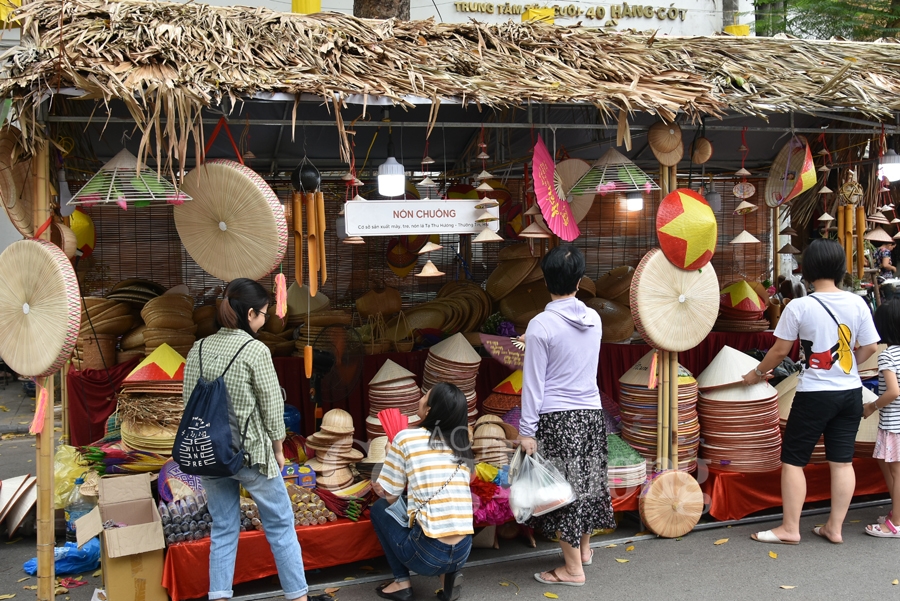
[369,498,472,583]
[202,466,307,600]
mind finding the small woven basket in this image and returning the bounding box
[365,313,393,355]
[80,333,118,370]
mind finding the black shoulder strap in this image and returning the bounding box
[198,339,205,379]
[810,294,839,326]
[221,339,255,377]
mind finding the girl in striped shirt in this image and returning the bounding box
[372,382,475,601]
[864,300,900,537]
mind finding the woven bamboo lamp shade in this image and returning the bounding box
[0,239,81,377]
[175,160,287,281]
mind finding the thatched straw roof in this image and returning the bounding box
[3,0,900,170]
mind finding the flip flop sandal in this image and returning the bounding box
[582,549,594,566]
[866,519,900,538]
[750,530,800,545]
[533,568,585,587]
[811,526,843,544]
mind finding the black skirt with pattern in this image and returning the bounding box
[527,409,616,547]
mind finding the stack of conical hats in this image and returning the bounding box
[472,416,515,466]
[696,346,782,473]
[106,278,166,306]
[618,350,700,472]
[776,373,826,464]
[140,294,196,357]
[715,281,769,333]
[193,305,219,339]
[483,371,523,416]
[306,408,361,491]
[76,297,137,369]
[607,432,647,488]
[118,344,186,455]
[366,360,422,440]
[421,333,482,426]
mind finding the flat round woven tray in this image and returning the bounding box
[176,160,287,281]
[630,248,719,352]
[0,239,81,376]
[639,470,704,538]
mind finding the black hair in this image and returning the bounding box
[801,239,846,284]
[418,382,475,469]
[875,300,900,345]
[216,278,269,336]
[541,245,586,296]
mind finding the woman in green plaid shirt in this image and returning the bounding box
[185,279,322,601]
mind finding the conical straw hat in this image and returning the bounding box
[697,345,758,390]
[734,201,758,214]
[429,332,482,365]
[730,230,761,244]
[778,243,801,254]
[370,359,416,386]
[492,370,523,395]
[775,372,799,420]
[176,160,287,281]
[691,137,713,164]
[700,380,777,402]
[865,227,894,243]
[499,244,535,261]
[0,239,81,377]
[473,228,504,243]
[475,211,498,223]
[524,204,541,216]
[619,349,696,387]
[0,126,34,237]
[287,282,330,315]
[648,121,683,153]
[486,257,538,301]
[585,298,634,343]
[518,222,552,239]
[858,387,880,443]
[639,470,703,538]
[418,241,443,254]
[415,260,445,277]
[630,248,719,352]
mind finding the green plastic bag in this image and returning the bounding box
[54,445,87,509]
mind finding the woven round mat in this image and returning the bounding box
[176,160,287,281]
[630,248,719,352]
[639,471,704,538]
[0,239,81,376]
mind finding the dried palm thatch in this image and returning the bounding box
[4,1,900,173]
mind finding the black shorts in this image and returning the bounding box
[781,388,863,467]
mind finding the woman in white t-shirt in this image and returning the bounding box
[742,239,880,545]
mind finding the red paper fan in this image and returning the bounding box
[533,136,579,242]
[378,408,409,442]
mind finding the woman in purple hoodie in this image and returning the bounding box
[517,245,615,587]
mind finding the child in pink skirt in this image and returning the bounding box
[864,300,900,537]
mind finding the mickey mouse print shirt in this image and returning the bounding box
[773,291,879,393]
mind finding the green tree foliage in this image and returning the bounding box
[755,0,900,39]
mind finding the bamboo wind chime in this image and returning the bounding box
[835,172,866,280]
[292,191,328,379]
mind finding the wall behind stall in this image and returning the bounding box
[0,208,23,254]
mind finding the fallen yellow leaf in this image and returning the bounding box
[55,587,68,595]
[634,531,652,537]
[324,588,340,595]
[893,580,899,586]
[0,594,16,599]
[6,538,21,545]
[779,585,796,589]
[92,570,102,578]
[360,566,375,571]
[73,576,82,581]
[615,558,629,563]
[769,551,778,559]
[22,586,36,591]
[498,581,519,593]
[714,538,729,545]
[543,593,559,599]
[15,579,27,583]
[626,545,635,552]
[848,520,861,523]
[604,544,617,548]
[343,577,355,581]
[0,406,8,412]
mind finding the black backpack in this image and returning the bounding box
[173,339,255,476]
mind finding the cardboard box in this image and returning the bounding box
[76,474,167,601]
[283,463,316,488]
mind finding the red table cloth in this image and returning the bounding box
[162,518,384,601]
[700,457,888,521]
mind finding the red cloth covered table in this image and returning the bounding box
[162,518,383,601]
[700,457,889,521]
[610,486,640,511]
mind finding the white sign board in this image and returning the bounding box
[344,200,501,236]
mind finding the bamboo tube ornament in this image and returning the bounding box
[292,192,303,286]
[316,192,327,285]
[844,205,853,274]
[856,205,865,279]
[305,193,318,297]
[837,204,844,246]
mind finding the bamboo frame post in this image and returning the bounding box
[843,205,854,274]
[660,351,671,472]
[836,204,845,247]
[669,350,679,471]
[772,206,780,285]
[61,364,68,443]
[856,205,865,279]
[33,140,55,601]
[655,351,664,473]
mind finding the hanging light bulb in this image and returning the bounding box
[625,191,643,212]
[879,148,900,182]
[378,112,405,197]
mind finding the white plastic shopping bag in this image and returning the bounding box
[508,447,576,523]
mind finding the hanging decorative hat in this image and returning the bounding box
[69,209,96,258]
[570,148,660,197]
[415,260,445,277]
[176,160,286,281]
[472,228,504,243]
[0,239,81,377]
[691,137,713,165]
[764,136,816,207]
[0,126,34,236]
[730,230,761,244]
[865,227,894,243]
[733,201,758,215]
[648,122,684,166]
[778,243,801,254]
[656,189,717,271]
[71,149,191,208]
[518,221,552,239]
[630,248,720,352]
[733,182,756,199]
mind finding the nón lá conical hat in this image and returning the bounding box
[287,281,329,315]
[775,372,799,420]
[730,230,761,244]
[429,332,482,365]
[370,359,416,386]
[700,380,777,403]
[865,227,894,243]
[125,343,186,382]
[858,387,879,443]
[697,346,758,390]
[857,343,887,374]
[415,260,445,277]
[492,370,523,395]
[472,228,504,243]
[619,349,696,387]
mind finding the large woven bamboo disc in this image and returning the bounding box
[175,160,287,281]
[639,471,704,538]
[0,239,81,376]
[0,127,34,237]
[630,248,719,352]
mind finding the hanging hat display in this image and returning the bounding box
[570,148,660,197]
[730,230,761,244]
[415,260,445,277]
[656,189,717,271]
[765,136,817,207]
[0,126,34,236]
[70,149,191,208]
[531,137,579,241]
[648,121,684,167]
[630,248,719,352]
[691,137,713,165]
[472,228,504,243]
[176,160,286,281]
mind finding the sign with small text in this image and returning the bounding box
[344,200,501,236]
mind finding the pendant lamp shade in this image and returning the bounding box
[569,148,660,196]
[378,156,406,197]
[879,149,900,182]
[70,149,191,208]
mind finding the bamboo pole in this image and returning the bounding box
[655,351,664,473]
[856,205,865,279]
[292,192,303,285]
[669,350,679,471]
[843,205,854,274]
[34,140,55,601]
[772,206,780,285]
[61,364,68,443]
[836,204,845,247]
[660,351,671,472]
[670,165,677,193]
